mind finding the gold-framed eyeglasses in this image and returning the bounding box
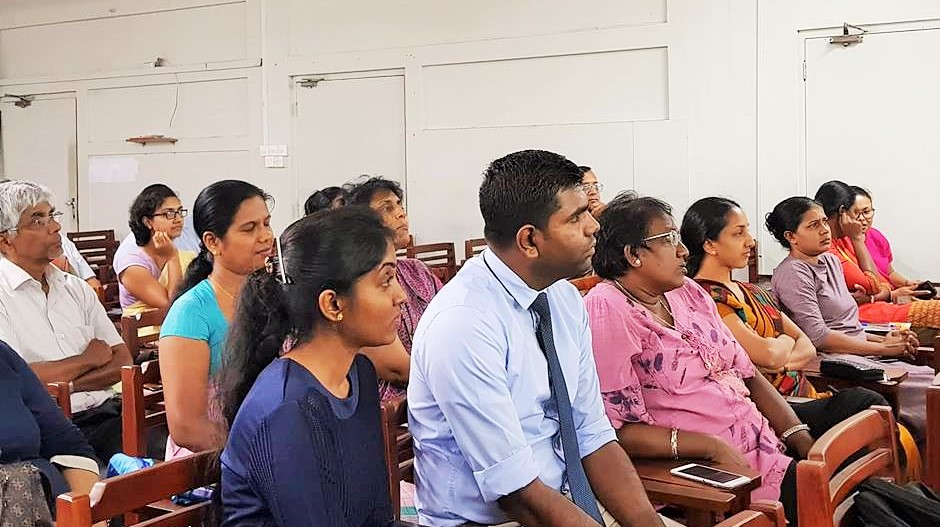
[643,230,684,247]
[6,210,65,233]
[579,182,604,192]
[151,208,188,220]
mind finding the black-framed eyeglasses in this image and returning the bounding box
[643,230,684,248]
[579,182,604,193]
[151,208,188,220]
[6,210,65,233]
[854,208,876,220]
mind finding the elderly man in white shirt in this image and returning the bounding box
[0,180,131,463]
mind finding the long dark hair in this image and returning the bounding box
[128,184,178,246]
[176,180,271,299]
[680,197,741,277]
[217,207,392,429]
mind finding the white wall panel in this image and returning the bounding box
[86,78,249,144]
[287,0,666,56]
[0,2,248,79]
[422,48,668,129]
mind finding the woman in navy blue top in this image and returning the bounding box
[216,207,407,527]
[0,340,99,511]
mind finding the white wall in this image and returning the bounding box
[0,0,937,278]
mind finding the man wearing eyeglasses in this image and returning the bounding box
[579,167,605,218]
[0,180,131,463]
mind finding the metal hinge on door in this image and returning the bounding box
[298,78,325,89]
[802,61,807,81]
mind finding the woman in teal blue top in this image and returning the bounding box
[159,180,274,459]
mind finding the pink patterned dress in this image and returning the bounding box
[584,277,791,502]
[378,258,441,401]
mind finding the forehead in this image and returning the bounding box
[22,201,53,217]
[723,207,748,227]
[581,171,597,183]
[156,196,182,210]
[551,187,588,216]
[232,196,270,221]
[852,195,872,207]
[369,189,400,205]
[647,213,676,233]
[799,206,827,224]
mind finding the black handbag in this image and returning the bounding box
[850,478,940,526]
[819,356,885,382]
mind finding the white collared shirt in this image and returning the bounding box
[0,258,123,413]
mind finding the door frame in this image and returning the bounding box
[0,90,80,229]
[289,68,406,217]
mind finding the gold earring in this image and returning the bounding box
[336,313,344,322]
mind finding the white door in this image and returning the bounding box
[1,93,79,232]
[292,72,406,215]
[804,25,940,280]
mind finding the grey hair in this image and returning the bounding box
[0,180,55,236]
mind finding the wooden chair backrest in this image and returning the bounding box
[56,450,218,527]
[98,264,121,314]
[380,395,413,520]
[747,241,759,283]
[67,230,118,273]
[121,309,165,362]
[121,360,166,458]
[927,385,940,491]
[569,275,602,296]
[796,406,900,527]
[47,381,72,418]
[407,242,457,283]
[464,238,487,261]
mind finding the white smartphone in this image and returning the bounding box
[669,463,752,489]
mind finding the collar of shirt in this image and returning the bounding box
[481,249,543,311]
[0,258,63,292]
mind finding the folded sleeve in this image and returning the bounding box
[418,306,541,502]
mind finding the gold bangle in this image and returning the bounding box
[670,428,679,460]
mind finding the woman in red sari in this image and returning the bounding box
[814,180,940,331]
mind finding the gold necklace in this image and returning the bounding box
[210,277,236,301]
[611,279,676,329]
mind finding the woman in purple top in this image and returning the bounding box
[767,196,933,436]
[345,177,441,400]
[584,192,887,525]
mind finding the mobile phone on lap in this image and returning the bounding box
[915,280,937,300]
[670,463,752,489]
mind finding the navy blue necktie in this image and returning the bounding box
[530,292,604,524]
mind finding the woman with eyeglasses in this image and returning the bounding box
[851,186,933,294]
[579,166,606,218]
[813,181,940,332]
[114,184,196,316]
[583,191,851,525]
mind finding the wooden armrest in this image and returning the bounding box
[749,500,785,525]
[641,479,737,513]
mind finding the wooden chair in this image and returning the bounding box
[747,241,759,284]
[67,229,118,273]
[56,449,218,527]
[121,360,167,458]
[407,242,457,283]
[464,238,487,262]
[796,406,900,527]
[380,395,414,520]
[569,275,601,296]
[98,264,123,321]
[927,385,940,491]
[47,381,72,418]
[714,509,778,527]
[121,308,166,363]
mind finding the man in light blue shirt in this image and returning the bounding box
[409,150,668,527]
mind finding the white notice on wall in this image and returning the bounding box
[88,156,138,184]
